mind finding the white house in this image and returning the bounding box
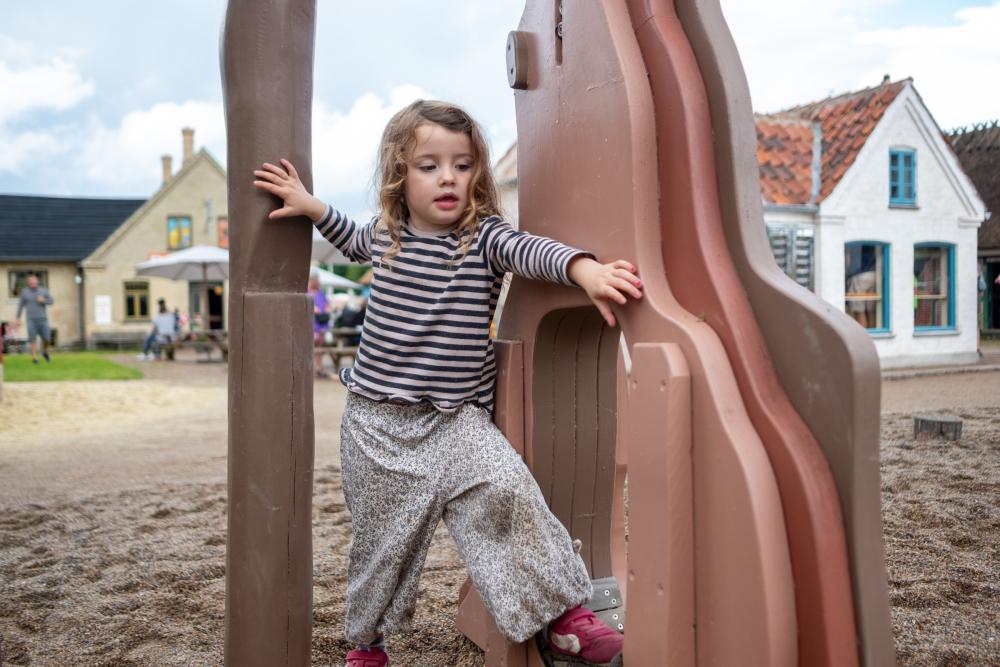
[496,78,987,368]
[758,78,986,367]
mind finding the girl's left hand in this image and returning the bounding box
[568,258,642,327]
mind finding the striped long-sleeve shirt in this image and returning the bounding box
[314,206,593,413]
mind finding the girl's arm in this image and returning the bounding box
[482,219,642,327]
[253,159,374,263]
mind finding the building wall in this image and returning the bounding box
[818,86,984,367]
[81,155,228,341]
[499,178,520,228]
[1,261,80,345]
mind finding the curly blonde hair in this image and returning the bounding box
[373,100,501,264]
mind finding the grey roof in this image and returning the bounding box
[0,194,146,262]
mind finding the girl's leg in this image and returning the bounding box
[339,394,449,646]
[441,405,592,644]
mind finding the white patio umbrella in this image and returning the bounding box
[312,227,351,265]
[135,245,230,331]
[310,266,362,291]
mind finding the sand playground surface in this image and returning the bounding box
[0,354,998,666]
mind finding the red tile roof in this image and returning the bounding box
[757,78,909,206]
[756,116,815,206]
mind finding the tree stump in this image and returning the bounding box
[913,414,963,441]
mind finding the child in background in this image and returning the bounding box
[253,100,642,667]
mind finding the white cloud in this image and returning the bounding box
[79,100,226,189]
[0,38,94,173]
[721,0,898,113]
[0,129,66,174]
[0,58,94,121]
[720,0,999,128]
[70,85,432,199]
[859,2,1000,128]
[312,84,433,203]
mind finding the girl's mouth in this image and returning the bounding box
[435,194,459,209]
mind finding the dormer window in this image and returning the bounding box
[889,149,916,206]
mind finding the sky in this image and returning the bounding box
[1,1,997,218]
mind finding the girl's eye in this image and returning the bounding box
[456,163,472,172]
[418,164,436,172]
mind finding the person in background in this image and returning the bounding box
[335,295,367,346]
[16,274,54,364]
[309,272,333,378]
[138,299,178,360]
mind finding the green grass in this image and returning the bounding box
[2,352,143,382]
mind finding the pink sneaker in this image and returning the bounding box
[547,606,623,666]
[345,646,388,667]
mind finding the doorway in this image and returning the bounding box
[189,281,226,331]
[985,259,1000,332]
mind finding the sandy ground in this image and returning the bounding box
[0,353,997,666]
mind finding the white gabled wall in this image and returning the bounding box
[816,83,985,367]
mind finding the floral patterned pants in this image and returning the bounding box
[339,391,592,646]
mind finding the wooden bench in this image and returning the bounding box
[315,345,358,373]
[162,333,229,362]
[90,331,147,350]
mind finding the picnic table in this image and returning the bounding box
[162,330,229,362]
[315,326,361,373]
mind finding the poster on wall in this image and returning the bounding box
[94,295,112,325]
[218,216,229,249]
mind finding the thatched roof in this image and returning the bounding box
[948,121,1000,249]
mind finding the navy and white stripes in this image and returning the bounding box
[314,205,591,412]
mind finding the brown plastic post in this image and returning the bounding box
[459,1,797,664]
[624,2,859,664]
[622,343,694,664]
[674,2,895,664]
[221,2,317,665]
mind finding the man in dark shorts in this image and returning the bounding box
[16,274,54,364]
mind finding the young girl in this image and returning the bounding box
[253,100,642,667]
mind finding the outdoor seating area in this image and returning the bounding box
[315,326,362,375]
[161,331,229,362]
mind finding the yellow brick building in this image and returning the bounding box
[0,129,229,348]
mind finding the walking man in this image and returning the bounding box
[16,274,54,364]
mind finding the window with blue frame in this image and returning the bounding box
[914,244,955,329]
[167,215,192,250]
[889,149,916,205]
[845,241,890,332]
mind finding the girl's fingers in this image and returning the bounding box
[612,259,637,273]
[261,162,288,177]
[268,205,295,220]
[612,268,642,286]
[595,300,617,328]
[253,180,287,198]
[601,285,627,305]
[253,169,283,184]
[281,159,299,179]
[610,277,642,299]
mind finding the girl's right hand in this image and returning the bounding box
[253,159,327,222]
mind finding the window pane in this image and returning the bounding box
[139,294,149,318]
[846,243,885,330]
[168,218,179,249]
[914,247,949,327]
[126,295,136,318]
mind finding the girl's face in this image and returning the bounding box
[403,123,474,234]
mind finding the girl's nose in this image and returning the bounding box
[439,168,455,185]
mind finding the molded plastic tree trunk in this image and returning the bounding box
[221,2,317,665]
